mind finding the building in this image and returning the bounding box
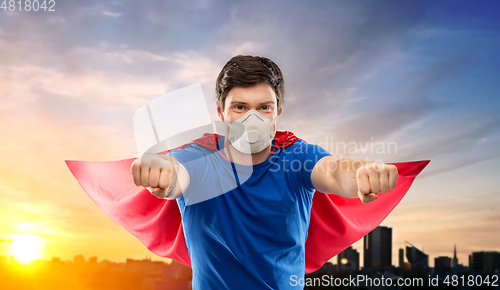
[398,248,404,269]
[89,256,98,264]
[452,244,458,268]
[434,256,451,276]
[337,246,360,272]
[405,241,428,276]
[126,258,165,278]
[364,226,392,270]
[163,260,192,281]
[74,255,85,264]
[469,251,500,273]
[143,279,191,290]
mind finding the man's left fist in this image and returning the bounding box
[356,162,398,204]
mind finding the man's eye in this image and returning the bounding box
[261,106,270,110]
[235,105,244,110]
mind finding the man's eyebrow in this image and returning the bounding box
[229,101,248,105]
[229,100,275,106]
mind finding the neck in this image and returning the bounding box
[222,138,272,166]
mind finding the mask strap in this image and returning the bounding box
[216,136,240,186]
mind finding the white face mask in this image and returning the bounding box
[226,110,276,154]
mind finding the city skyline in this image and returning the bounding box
[1,240,495,272]
[0,225,490,269]
[0,254,193,290]
[1,0,499,270]
[2,246,497,290]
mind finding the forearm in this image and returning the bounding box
[312,156,398,203]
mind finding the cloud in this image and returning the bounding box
[325,98,443,143]
[393,108,500,176]
[102,11,124,18]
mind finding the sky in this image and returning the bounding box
[0,0,499,268]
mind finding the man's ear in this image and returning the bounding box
[278,104,283,116]
[216,100,224,121]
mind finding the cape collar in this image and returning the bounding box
[180,130,300,150]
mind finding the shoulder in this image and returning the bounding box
[279,138,331,168]
[283,138,323,153]
[167,143,215,162]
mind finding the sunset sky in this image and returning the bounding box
[1,0,499,268]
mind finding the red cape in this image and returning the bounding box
[65,131,429,273]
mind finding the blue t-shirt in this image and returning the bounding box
[168,136,331,289]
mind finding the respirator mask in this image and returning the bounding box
[226,110,277,155]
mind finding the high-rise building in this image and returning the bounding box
[405,241,428,276]
[398,248,404,269]
[469,251,500,273]
[363,226,392,269]
[337,246,360,272]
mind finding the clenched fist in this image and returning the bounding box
[131,153,183,199]
[356,162,398,204]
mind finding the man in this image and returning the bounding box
[131,55,398,289]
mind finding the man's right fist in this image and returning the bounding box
[131,153,179,199]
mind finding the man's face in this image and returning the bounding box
[218,82,281,122]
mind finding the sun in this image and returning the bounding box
[10,235,44,264]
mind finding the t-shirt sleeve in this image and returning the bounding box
[292,141,332,193]
[166,145,208,198]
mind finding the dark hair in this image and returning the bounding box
[215,55,284,112]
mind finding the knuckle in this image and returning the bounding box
[141,175,149,187]
[159,180,170,189]
[150,158,160,168]
[141,164,150,173]
[357,167,367,176]
[374,162,384,171]
[161,169,173,179]
[132,160,141,170]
